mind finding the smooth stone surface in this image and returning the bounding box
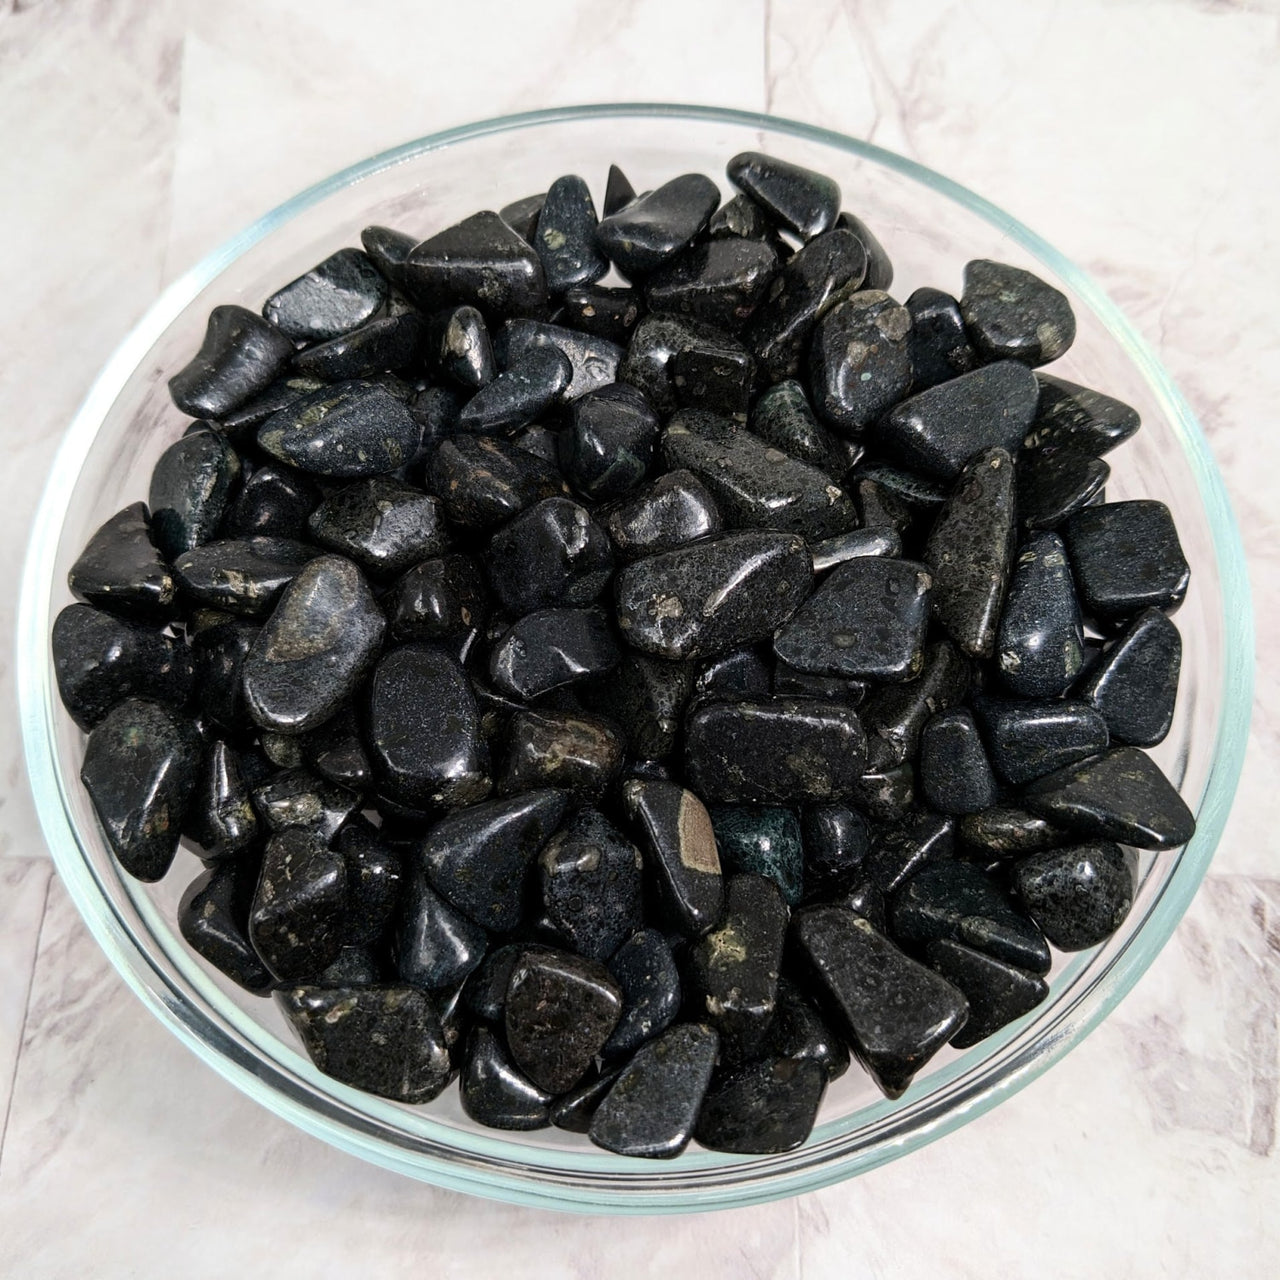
[695,1056,826,1154]
[879,361,1039,481]
[710,806,804,905]
[588,1023,719,1158]
[386,554,488,644]
[457,344,573,435]
[864,809,954,895]
[727,150,840,241]
[223,463,320,540]
[808,291,912,435]
[1018,448,1110,530]
[906,286,976,390]
[859,640,970,768]
[217,375,328,439]
[460,1025,553,1131]
[178,859,272,994]
[148,430,241,559]
[1062,500,1190,624]
[314,947,383,988]
[418,789,569,932]
[602,163,636,217]
[616,313,738,418]
[823,876,888,933]
[360,224,417,285]
[579,650,694,760]
[604,468,722,562]
[423,305,496,390]
[693,647,773,704]
[263,248,387,343]
[919,708,999,815]
[499,708,624,801]
[1023,747,1195,850]
[497,192,544,242]
[751,378,847,478]
[67,502,176,621]
[559,283,643,345]
[488,606,620,700]
[428,434,567,529]
[790,906,969,1099]
[191,620,257,732]
[808,528,904,575]
[495,318,623,403]
[595,173,720,277]
[684,698,868,804]
[708,191,776,241]
[855,462,948,510]
[763,976,851,1081]
[242,555,385,734]
[669,335,757,421]
[925,939,1049,1049]
[487,496,613,615]
[169,304,295,419]
[257,380,422,478]
[534,173,607,294]
[836,211,894,290]
[976,696,1111,786]
[644,237,779,332]
[960,259,1077,366]
[771,664,866,703]
[79,698,201,882]
[996,532,1086,697]
[250,768,359,842]
[603,929,682,1058]
[333,820,402,946]
[173,537,317,616]
[1024,373,1142,458]
[462,943,522,1023]
[802,803,870,896]
[924,447,1017,659]
[291,307,425,381]
[549,1067,622,1134]
[308,478,450,579]
[850,762,917,823]
[1079,607,1182,746]
[1012,840,1136,950]
[958,805,1072,858]
[186,739,259,859]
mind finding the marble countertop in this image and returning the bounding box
[2,1,1276,1275]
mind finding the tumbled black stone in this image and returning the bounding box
[395,869,488,991]
[179,858,273,993]
[498,192,545,242]
[727,151,840,241]
[307,478,451,580]
[995,532,1085,697]
[487,496,613,615]
[423,304,496,390]
[191,620,257,732]
[463,942,522,1022]
[764,976,850,1081]
[217,376,328,442]
[645,237,779,332]
[315,946,383,987]
[550,1066,623,1133]
[918,708,998,815]
[386,555,487,648]
[458,344,573,435]
[604,468,722,562]
[802,803,869,897]
[976,696,1110,786]
[428,434,567,529]
[534,173,607,293]
[604,928,682,1057]
[257,380,422,478]
[925,939,1049,1049]
[864,809,954,894]
[496,318,623,403]
[710,806,804,905]
[560,284,643,345]
[418,789,569,931]
[751,378,846,479]
[1018,448,1110,531]
[404,210,547,317]
[489,606,620,700]
[851,761,916,823]
[589,1022,719,1158]
[1062,500,1190,625]
[186,739,259,859]
[260,731,305,771]
[251,767,359,842]
[858,640,970,770]
[808,528,903,575]
[1023,747,1195,850]
[958,805,1071,858]
[1079,607,1181,747]
[684,698,868,804]
[461,1025,553,1130]
[169,304,295,419]
[359,224,417,286]
[1013,840,1136,949]
[579,651,695,760]
[52,603,192,731]
[499,708,624,800]
[242,555,385,733]
[790,905,968,1098]
[960,259,1076,366]
[669,334,758,420]
[595,173,720,277]
[293,304,426,381]
[173,537,317,617]
[836,211,893,290]
[223,463,319,540]
[695,1056,825,1154]
[906,286,976,390]
[263,248,388,343]
[708,192,775,241]
[823,876,888,932]
[808,291,912,435]
[617,313,738,418]
[68,503,176,621]
[615,530,812,661]
[334,819,402,946]
[148,430,241,560]
[80,698,201,882]
[622,779,723,936]
[511,423,561,464]
[602,163,636,217]
[694,647,773,704]
[1023,373,1141,459]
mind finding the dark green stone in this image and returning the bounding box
[709,806,804,905]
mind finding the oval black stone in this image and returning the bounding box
[263,248,389,343]
[169,304,295,419]
[68,503,176,622]
[1012,840,1136,949]
[386,553,488,645]
[423,305,496,390]
[428,434,568,529]
[595,173,721,277]
[534,173,607,294]
[307,478,451,578]
[460,1025,553,1131]
[644,237,779,332]
[488,606,620,700]
[975,696,1110,786]
[185,738,260,859]
[604,469,722,563]
[694,1056,826,1154]
[960,259,1076,367]
[498,708,624,801]
[148,430,241,560]
[925,938,1049,1049]
[223,463,320,540]
[395,869,488,991]
[918,708,998,815]
[906,286,976,390]
[727,151,840,241]
[603,928,682,1057]
[560,383,660,502]
[457,344,574,435]
[1024,374,1141,459]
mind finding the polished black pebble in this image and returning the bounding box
[423,305,496,390]
[80,698,201,882]
[774,556,931,681]
[751,378,847,479]
[617,313,738,417]
[808,291,912,435]
[169,304,295,419]
[496,318,623,403]
[836,211,893,289]
[879,361,1038,481]
[487,496,613,615]
[499,708,624,800]
[419,789,569,931]
[218,375,327,440]
[602,163,636,217]
[458,344,573,435]
[192,620,257,732]
[538,809,643,961]
[249,827,347,980]
[855,462,948,511]
[242,555,385,733]
[790,905,968,1098]
[315,946,383,987]
[409,386,465,460]
[1013,840,1136,949]
[859,640,970,768]
[622,779,723,936]
[360,222,417,280]
[511,423,561,464]
[404,210,547,317]
[251,767,359,841]
[257,380,422,478]
[645,237,779,332]
[292,305,426,381]
[498,192,545,242]
[186,739,259,859]
[727,151,840,241]
[615,529,812,661]
[1018,448,1110,530]
[595,173,720,277]
[68,503,176,621]
[823,876,888,932]
[710,806,804,905]
[52,604,192,730]
[1079,607,1181,746]
[260,731,305,770]
[334,819,402,946]
[1024,373,1141,458]
[668,333,757,421]
[550,1067,623,1133]
[695,647,773,703]
[809,528,903,574]
[395,869,488,990]
[802,804,869,897]
[385,554,487,647]
[223,463,319,540]
[534,174,607,293]
[173,537,316,617]
[589,1023,719,1158]
[489,606,620,700]
[924,447,1017,659]
[708,192,775,241]
[958,805,1071,858]
[263,248,388,343]
[906,286,976,390]
[179,858,273,993]
[148,430,241,560]
[604,928,682,1057]
[864,809,954,895]
[561,383,660,503]
[925,939,1049,1049]
[580,651,694,760]
[308,478,451,579]
[560,283,643,345]
[695,1056,825,1154]
[976,696,1110,786]
[684,698,868,804]
[1062,500,1190,625]
[428,434,567,529]
[918,708,998,815]
[772,663,865,703]
[995,532,1085,697]
[851,762,917,822]
[604,469,722,561]
[463,943,522,1022]
[1022,746,1195,850]
[461,1025,553,1131]
[960,259,1076,366]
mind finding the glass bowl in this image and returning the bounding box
[16,104,1253,1214]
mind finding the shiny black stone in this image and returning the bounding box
[958,805,1071,858]
[695,1056,825,1154]
[822,876,887,931]
[408,385,464,455]
[995,531,1085,697]
[260,731,304,770]
[560,383,660,504]
[191,620,257,732]
[763,976,850,1081]
[249,827,347,980]
[495,318,623,403]
[850,762,916,823]
[808,527,903,574]
[550,1066,622,1133]
[960,259,1076,366]
[906,286,976,390]
[179,858,273,993]
[809,291,912,435]
[263,248,388,343]
[579,651,695,760]
[461,1025,553,1130]
[186,739,259,859]
[315,946,383,987]
[802,803,869,897]
[602,163,636,217]
[1079,607,1181,747]
[423,304,495,390]
[595,173,720,277]
[334,819,402,946]
[864,809,954,895]
[710,806,804,905]
[458,343,573,435]
[604,468,722,562]
[859,640,970,768]
[395,869,487,991]
[1012,840,1136,949]
[534,174,607,293]
[976,696,1110,786]
[169,304,295,419]
[360,224,417,287]
[925,938,1048,1049]
[669,336,757,421]
[1018,448,1110,530]
[428,434,567,529]
[308,477,451,579]
[1024,374,1142,459]
[250,767,359,842]
[499,709,624,800]
[463,942,522,1022]
[173,537,316,617]
[775,663,867,704]
[223,463,319,540]
[489,606,620,700]
[727,150,840,241]
[68,503,176,621]
[511,423,561,464]
[498,193,545,242]
[148,430,241,560]
[386,554,488,645]
[750,378,846,478]
[708,191,775,241]
[835,211,893,290]
[217,375,327,440]
[853,470,939,524]
[645,237,779,332]
[603,928,682,1057]
[292,306,426,381]
[616,313,734,418]
[559,284,643,345]
[918,709,997,815]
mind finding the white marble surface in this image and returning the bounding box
[1,1,1276,1275]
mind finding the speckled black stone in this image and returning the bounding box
[460,1025,553,1130]
[496,318,623,403]
[462,943,522,1022]
[489,606,620,700]
[808,530,903,578]
[850,762,917,824]
[534,174,607,294]
[1079,607,1182,747]
[615,313,730,418]
[925,939,1049,1049]
[918,708,998,815]
[169,304,295,419]
[808,291,912,435]
[359,224,418,285]
[906,286,976,390]
[497,192,545,242]
[669,334,757,421]
[772,664,867,703]
[708,192,775,241]
[148,430,241,560]
[224,463,320,540]
[429,434,567,529]
[864,809,954,895]
[263,248,388,343]
[458,344,573,435]
[315,946,384,987]
[173,537,316,617]
[603,928,682,1057]
[1013,840,1135,950]
[557,386,657,505]
[856,462,948,510]
[958,805,1071,858]
[1018,448,1110,531]
[710,806,804,905]
[68,503,176,621]
[577,651,693,761]
[693,647,773,704]
[423,304,495,390]
[749,379,844,479]
[250,767,359,841]
[293,306,426,381]
[333,819,402,946]
[605,469,723,565]
[835,211,893,290]
[763,976,850,1081]
[185,739,259,859]
[560,284,643,345]
[695,1055,825,1154]
[313,480,448,583]
[394,867,488,990]
[801,803,869,897]
[386,554,487,644]
[191,620,257,732]
[1024,373,1142,459]
[645,237,779,332]
[858,640,970,769]
[179,857,273,993]
[960,259,1076,367]
[976,696,1110,786]
[499,708,624,801]
[727,150,840,241]
[595,173,720,277]
[822,876,887,932]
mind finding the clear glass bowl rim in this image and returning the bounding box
[16,103,1254,1215]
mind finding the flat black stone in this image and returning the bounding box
[864,809,954,895]
[1024,374,1142,459]
[835,211,893,290]
[179,858,273,993]
[958,805,1072,858]
[1062,500,1190,625]
[334,818,402,946]
[223,463,319,540]
[960,259,1076,366]
[169,304,295,419]
[80,698,200,882]
[460,1025,553,1130]
[428,434,568,529]
[68,503,176,621]
[645,237,779,332]
[458,344,573,435]
[695,1056,825,1154]
[499,709,624,801]
[669,338,757,421]
[308,478,451,580]
[614,529,812,661]
[919,708,998,815]
[603,928,682,1057]
[404,210,547,317]
[495,318,623,403]
[595,173,720,277]
[242,555,385,733]
[855,463,948,511]
[1013,840,1136,949]
[879,361,1038,481]
[604,469,722,562]
[808,291,912,435]
[249,827,347,980]
[173,537,316,617]
[602,164,636,217]
[850,762,917,823]
[684,698,868,804]
[550,1067,622,1134]
[52,604,191,731]
[809,528,903,575]
[489,606,620,700]
[976,696,1111,786]
[423,305,496,390]
[186,739,259,859]
[560,284,643,345]
[708,192,775,241]
[762,976,850,1081]
[395,869,488,990]
[906,286,976,390]
[538,809,644,961]
[386,554,487,644]
[774,556,931,681]
[710,806,804,906]
[1018,448,1110,531]
[1022,747,1195,850]
[589,1023,719,1158]
[622,779,723,936]
[616,313,734,418]
[292,306,426,381]
[802,804,869,897]
[418,789,569,931]
[727,151,840,241]
[487,496,613,615]
[191,620,257,732]
[257,380,422,478]
[1079,606,1182,747]
[463,942,523,1022]
[148,430,241,560]
[497,193,545,242]
[250,767,359,842]
[859,640,970,768]
[995,532,1085,697]
[789,905,968,1098]
[924,447,1017,659]
[534,174,607,293]
[360,224,418,286]
[751,378,847,479]
[263,248,388,343]
[925,939,1049,1049]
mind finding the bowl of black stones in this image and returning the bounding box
[18,105,1252,1212]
